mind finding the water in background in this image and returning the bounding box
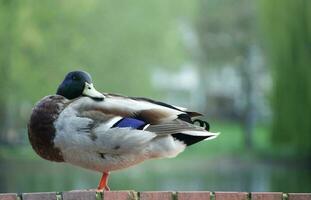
[1,157,310,193]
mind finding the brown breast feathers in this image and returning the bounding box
[28,95,68,162]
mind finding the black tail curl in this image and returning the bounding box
[174,115,212,146]
[177,114,210,131]
[192,119,210,131]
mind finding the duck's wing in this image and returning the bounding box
[126,95,203,118]
[74,93,200,124]
[71,94,218,146]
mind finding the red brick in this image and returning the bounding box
[215,192,248,200]
[103,191,137,200]
[0,194,17,200]
[22,192,57,200]
[140,191,173,200]
[62,190,97,200]
[288,193,311,200]
[252,192,283,200]
[177,191,210,200]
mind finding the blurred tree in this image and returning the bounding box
[259,0,311,156]
[0,0,196,143]
[196,0,258,149]
[10,0,192,101]
[0,0,18,144]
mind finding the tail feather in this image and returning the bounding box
[172,133,211,146]
[204,133,220,141]
[179,130,218,137]
[173,117,219,146]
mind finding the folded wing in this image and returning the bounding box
[73,93,219,146]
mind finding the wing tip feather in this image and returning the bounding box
[186,111,203,117]
[203,132,220,140]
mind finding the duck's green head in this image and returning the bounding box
[56,71,104,100]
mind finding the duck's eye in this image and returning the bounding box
[88,86,91,89]
[72,76,77,80]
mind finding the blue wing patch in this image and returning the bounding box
[112,118,146,130]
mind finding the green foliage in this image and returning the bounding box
[196,0,256,65]
[0,0,199,134]
[0,0,17,140]
[5,0,198,96]
[258,0,311,156]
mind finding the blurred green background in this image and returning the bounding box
[0,0,310,193]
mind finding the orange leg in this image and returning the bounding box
[97,172,110,191]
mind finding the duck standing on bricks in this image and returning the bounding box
[28,70,219,191]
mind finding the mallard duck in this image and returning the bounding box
[28,70,219,191]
